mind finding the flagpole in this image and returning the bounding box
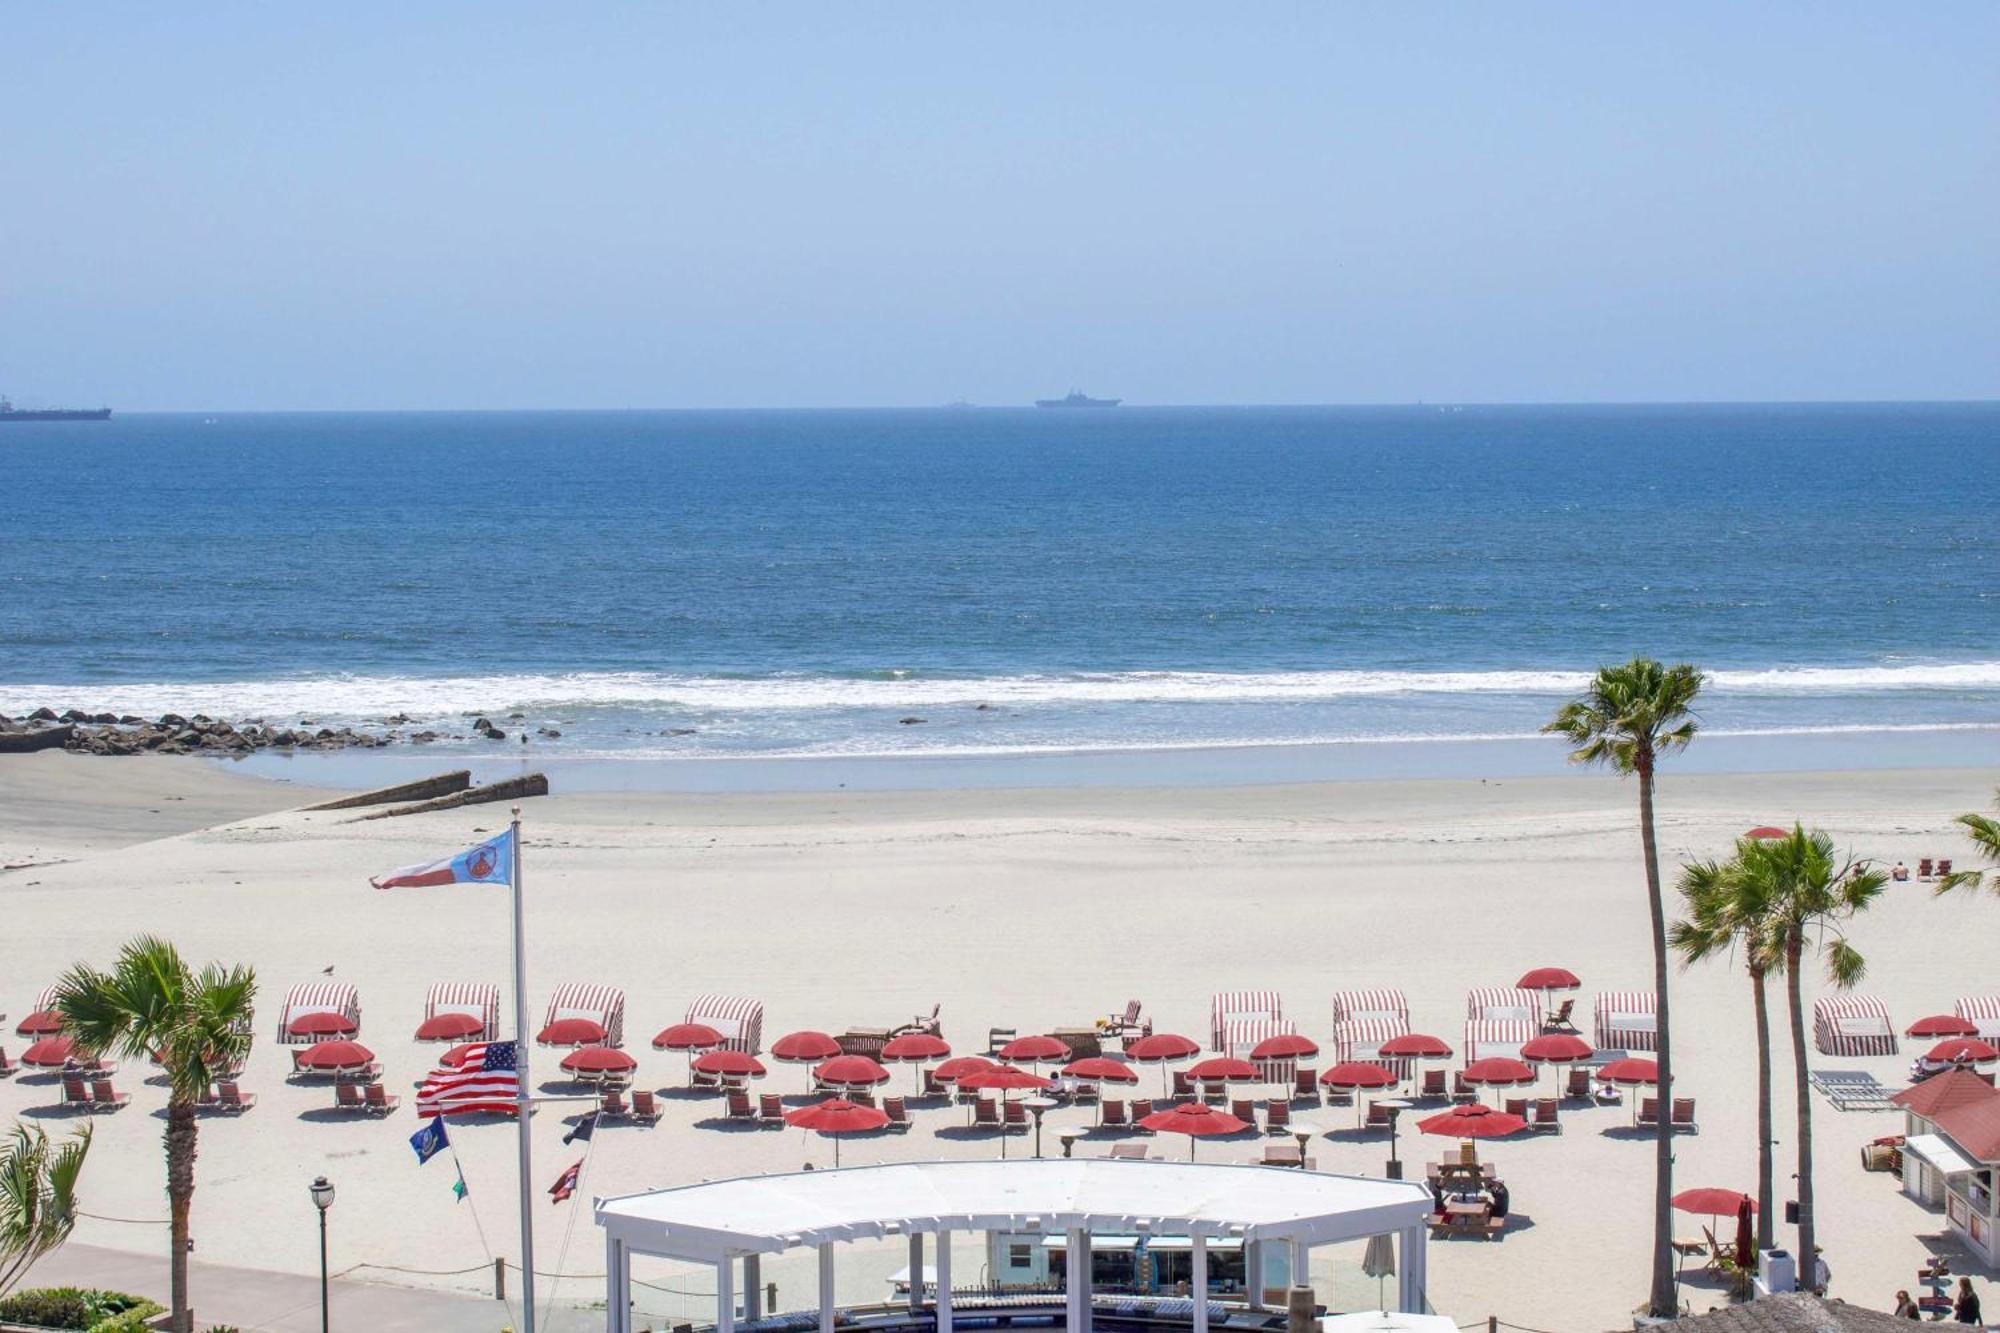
[511,807,539,1333]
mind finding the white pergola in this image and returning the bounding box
[595,1159,1435,1333]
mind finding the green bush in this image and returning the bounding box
[0,1286,163,1331]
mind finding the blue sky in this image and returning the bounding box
[3,5,1995,409]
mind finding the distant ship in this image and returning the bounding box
[0,396,111,422]
[1034,389,1120,409]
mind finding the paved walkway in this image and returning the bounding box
[30,1243,607,1332]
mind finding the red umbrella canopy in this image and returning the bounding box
[16,1010,63,1037]
[1673,1188,1756,1216]
[295,1040,375,1071]
[288,1012,357,1039]
[439,1042,481,1068]
[1928,1038,2000,1065]
[1124,1033,1201,1062]
[785,1097,890,1133]
[1515,967,1582,992]
[1599,1057,1661,1085]
[1378,1032,1453,1060]
[415,1012,485,1042]
[536,1017,607,1047]
[1908,1015,1981,1039]
[1462,1058,1537,1087]
[957,1065,1053,1093]
[814,1054,892,1087]
[21,1036,76,1067]
[932,1056,997,1084]
[562,1045,639,1074]
[1519,1034,1594,1064]
[653,1023,725,1052]
[1321,1061,1398,1089]
[1138,1101,1249,1136]
[1744,826,1789,840]
[1062,1057,1139,1084]
[1249,1033,1320,1061]
[1187,1056,1258,1082]
[692,1049,768,1079]
[771,1030,843,1063]
[881,1033,952,1062]
[998,1035,1070,1063]
[1416,1103,1528,1138]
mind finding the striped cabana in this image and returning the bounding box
[1593,991,1659,1053]
[425,982,501,1040]
[685,994,765,1056]
[546,982,626,1049]
[1462,1019,1536,1063]
[1333,1017,1412,1077]
[1464,987,1543,1025]
[1330,988,1410,1029]
[1210,990,1283,1052]
[276,981,361,1045]
[31,985,57,1012]
[1224,1016,1302,1083]
[1813,994,1898,1057]
[1955,995,2000,1040]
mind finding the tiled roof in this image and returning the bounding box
[1890,1069,1999,1119]
[1672,1293,1919,1332]
[1935,1095,2000,1163]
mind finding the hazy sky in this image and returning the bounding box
[4,5,1996,410]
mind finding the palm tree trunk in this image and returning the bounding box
[1637,759,1677,1318]
[1751,964,1776,1252]
[164,1100,197,1333]
[1785,930,1815,1290]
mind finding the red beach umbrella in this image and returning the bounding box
[692,1049,767,1079]
[1138,1101,1249,1158]
[1462,1058,1537,1088]
[439,1042,481,1068]
[1744,826,1789,840]
[1322,1061,1398,1090]
[1379,1032,1453,1060]
[1187,1056,1259,1084]
[771,1030,843,1063]
[652,1023,725,1052]
[881,1033,952,1062]
[21,1036,76,1068]
[1062,1057,1139,1084]
[932,1056,996,1084]
[561,1045,638,1075]
[998,1035,1070,1064]
[294,1040,375,1073]
[783,1097,889,1167]
[814,1054,892,1090]
[1520,1034,1594,1064]
[1673,1188,1756,1216]
[1417,1103,1527,1139]
[1599,1057,1661,1085]
[288,1012,358,1039]
[16,1010,63,1037]
[415,1012,484,1042]
[957,1065,1053,1093]
[1249,1033,1320,1062]
[1928,1038,2000,1065]
[1908,1014,1980,1039]
[1515,967,1581,993]
[1125,1033,1201,1062]
[536,1017,606,1047]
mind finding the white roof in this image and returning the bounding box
[1907,1133,1979,1176]
[596,1159,1432,1263]
[1322,1314,1458,1333]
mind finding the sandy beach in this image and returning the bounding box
[2,751,1995,1331]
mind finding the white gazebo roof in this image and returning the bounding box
[596,1158,1434,1263]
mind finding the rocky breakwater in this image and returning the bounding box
[0,707,394,757]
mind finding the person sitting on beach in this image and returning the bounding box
[1893,861,1911,882]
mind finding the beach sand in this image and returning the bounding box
[1,751,1995,1331]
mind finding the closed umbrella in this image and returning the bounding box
[1361,1232,1396,1308]
[1734,1197,1755,1270]
[784,1097,888,1167]
[415,1012,484,1043]
[1137,1101,1248,1159]
[536,1017,606,1048]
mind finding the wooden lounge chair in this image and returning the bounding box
[218,1081,256,1112]
[1504,1097,1528,1120]
[1918,858,1934,880]
[1172,1070,1195,1099]
[1293,1068,1319,1103]
[1109,1143,1150,1160]
[1544,998,1577,1033]
[1700,1226,1728,1276]
[1636,1096,1661,1128]
[758,1093,785,1128]
[726,1090,756,1122]
[973,1097,1000,1130]
[986,1027,1016,1056]
[1532,1097,1560,1133]
[1131,1098,1155,1131]
[883,1096,911,1131]
[364,1083,399,1115]
[1420,1068,1448,1101]
[91,1078,130,1111]
[1452,1072,1477,1104]
[1565,1066,1593,1100]
[336,1082,364,1112]
[922,1069,945,1098]
[850,1090,876,1109]
[1003,1101,1028,1131]
[601,1090,630,1119]
[630,1089,663,1124]
[1230,1098,1256,1125]
[1265,1100,1291,1134]
[1938,859,1953,879]
[1671,1097,1698,1133]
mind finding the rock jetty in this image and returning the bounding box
[0,709,398,757]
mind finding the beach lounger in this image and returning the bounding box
[1671,1097,1697,1133]
[692,1068,721,1091]
[1937,859,1953,879]
[1230,1098,1256,1125]
[1532,1097,1561,1133]
[1636,1096,1661,1128]
[1265,1100,1291,1134]
[1003,1101,1028,1131]
[1132,1099,1155,1132]
[1364,1102,1392,1132]
[973,1098,1000,1130]
[1566,1066,1593,1100]
[1260,1143,1305,1167]
[883,1096,911,1131]
[922,1069,945,1098]
[1504,1097,1528,1120]
[336,1082,364,1112]
[1808,1069,1895,1111]
[364,1083,398,1115]
[601,1090,629,1119]
[726,1091,757,1122]
[631,1089,663,1125]
[1292,1068,1319,1104]
[1918,858,1934,880]
[1100,1098,1128,1128]
[218,1081,256,1112]
[90,1078,130,1112]
[1420,1068,1448,1102]
[1452,1073,1476,1104]
[758,1093,785,1128]
[62,1076,92,1111]
[1172,1070,1195,1099]
[1109,1143,1150,1160]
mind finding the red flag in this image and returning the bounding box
[549,1159,582,1204]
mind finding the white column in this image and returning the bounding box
[1067,1228,1091,1333]
[1289,1239,1308,1293]
[744,1255,762,1321]
[936,1230,954,1333]
[1396,1225,1428,1315]
[718,1255,737,1333]
[1190,1234,1209,1333]
[909,1233,925,1311]
[605,1235,628,1333]
[1245,1241,1264,1310]
[818,1243,836,1333]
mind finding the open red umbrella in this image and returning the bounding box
[771,1030,843,1063]
[881,1033,952,1062]
[1744,826,1789,840]
[1379,1032,1453,1060]
[1322,1061,1398,1089]
[1063,1057,1139,1084]
[288,1012,358,1039]
[1462,1058,1537,1088]
[295,1040,375,1073]
[1126,1033,1201,1062]
[653,1022,725,1052]
[1515,967,1581,993]
[1138,1101,1249,1158]
[998,1034,1070,1064]
[932,1055,996,1084]
[957,1065,1053,1093]
[784,1097,889,1166]
[1249,1033,1320,1062]
[536,1017,606,1047]
[1599,1057,1661,1085]
[1187,1056,1258,1084]
[692,1049,767,1080]
[439,1042,481,1068]
[21,1036,76,1068]
[1908,1014,1980,1039]
[16,1010,63,1037]
[1673,1188,1756,1216]
[1928,1038,2000,1065]
[561,1045,638,1076]
[1417,1103,1527,1138]
[1520,1034,1593,1063]
[814,1054,891,1090]
[415,1012,484,1042]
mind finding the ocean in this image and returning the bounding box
[2,403,1996,785]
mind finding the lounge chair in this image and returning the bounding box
[336,1082,364,1112]
[218,1081,256,1112]
[973,1098,1000,1130]
[1565,1066,1593,1100]
[1230,1098,1256,1125]
[1293,1068,1319,1103]
[1364,1102,1392,1132]
[922,1069,945,1098]
[91,1078,131,1111]
[1458,1141,1479,1168]
[601,1089,629,1118]
[1131,1098,1155,1131]
[692,1068,721,1091]
[1504,1097,1528,1120]
[1420,1068,1448,1101]
[1452,1072,1476,1104]
[987,1027,1016,1056]
[1937,859,1953,879]
[1265,1100,1291,1134]
[62,1076,92,1110]
[1172,1070,1195,1099]
[1636,1096,1661,1128]
[0,1047,15,1077]
[1671,1097,1698,1133]
[1919,858,1934,880]
[364,1083,399,1114]
[850,1090,876,1110]
[1109,1143,1150,1160]
[1700,1226,1728,1276]
[1532,1097,1560,1132]
[726,1090,756,1122]
[1260,1143,1305,1167]
[1003,1101,1028,1131]
[1544,998,1577,1033]
[630,1089,663,1124]
[883,1096,911,1131]
[758,1093,785,1127]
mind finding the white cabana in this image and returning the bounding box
[595,1158,1435,1333]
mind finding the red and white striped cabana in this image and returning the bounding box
[1955,995,2000,1041]
[1462,1020,1536,1064]
[1223,1016,1301,1083]
[276,981,361,1046]
[1813,994,1899,1057]
[1593,991,1658,1053]
[686,994,766,1056]
[1464,987,1542,1025]
[1209,990,1282,1052]
[1330,989,1409,1029]
[1334,1017,1412,1077]
[424,982,500,1040]
[547,982,627,1049]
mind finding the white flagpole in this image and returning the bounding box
[511,807,539,1333]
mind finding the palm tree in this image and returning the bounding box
[0,1123,91,1298]
[1670,849,1778,1250]
[1544,657,1703,1318]
[54,937,256,1333]
[1746,826,1887,1290]
[1935,787,2000,897]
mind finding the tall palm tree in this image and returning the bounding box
[1747,826,1887,1290]
[1935,787,2000,897]
[0,1123,91,1298]
[54,937,256,1333]
[1544,657,1703,1318]
[1669,849,1778,1250]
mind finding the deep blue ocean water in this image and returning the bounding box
[2,403,1996,764]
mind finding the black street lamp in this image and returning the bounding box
[309,1176,336,1333]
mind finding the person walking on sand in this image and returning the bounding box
[1894,1290,1920,1319]
[1954,1277,1981,1325]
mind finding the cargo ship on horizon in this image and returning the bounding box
[0,395,111,422]
[1034,389,1119,408]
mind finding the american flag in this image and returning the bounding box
[417,1040,522,1119]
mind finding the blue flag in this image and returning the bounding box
[372,828,514,890]
[409,1116,450,1165]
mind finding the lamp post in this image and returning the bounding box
[1023,1097,1057,1159]
[1378,1100,1412,1180]
[309,1176,335,1333]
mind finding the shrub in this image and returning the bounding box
[0,1286,162,1331]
